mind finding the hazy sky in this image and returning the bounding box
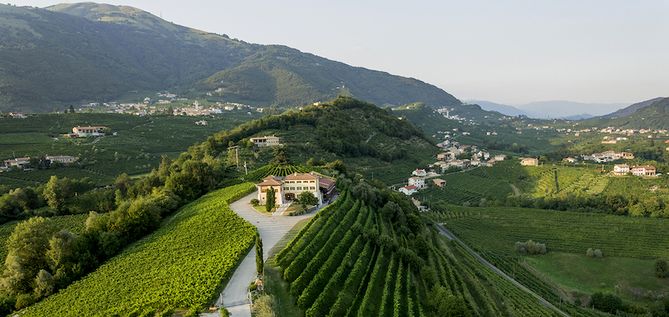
[8,0,669,104]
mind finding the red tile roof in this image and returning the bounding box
[257,176,282,186]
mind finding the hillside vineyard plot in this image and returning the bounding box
[274,190,565,316]
[20,183,257,316]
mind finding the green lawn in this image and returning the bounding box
[525,252,669,303]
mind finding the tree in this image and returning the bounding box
[33,270,55,299]
[43,176,70,213]
[427,286,471,317]
[68,105,75,113]
[656,259,669,278]
[590,292,623,313]
[255,234,264,276]
[297,191,318,211]
[265,187,275,213]
[1,217,55,295]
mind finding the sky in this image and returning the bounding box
[7,0,669,105]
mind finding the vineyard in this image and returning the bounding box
[21,182,257,316]
[433,205,669,259]
[244,164,308,181]
[273,187,568,316]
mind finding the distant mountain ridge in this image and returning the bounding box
[0,3,461,112]
[469,99,624,119]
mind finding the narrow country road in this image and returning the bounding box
[435,224,570,317]
[202,192,316,317]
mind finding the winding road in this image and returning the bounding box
[202,192,316,317]
[435,224,569,317]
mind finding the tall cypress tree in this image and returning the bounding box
[266,186,275,213]
[255,233,264,276]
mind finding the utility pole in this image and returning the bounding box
[244,161,248,175]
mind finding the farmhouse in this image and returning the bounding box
[408,177,426,189]
[46,155,78,165]
[256,172,332,206]
[432,178,446,187]
[631,165,657,177]
[399,185,418,195]
[412,169,427,177]
[250,135,281,147]
[613,164,630,176]
[562,157,577,164]
[72,126,108,137]
[494,154,506,161]
[3,157,30,169]
[520,157,539,166]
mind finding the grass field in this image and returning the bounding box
[433,206,669,306]
[21,183,257,316]
[0,214,88,266]
[525,253,669,303]
[0,112,258,187]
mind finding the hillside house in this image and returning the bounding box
[412,169,427,177]
[72,126,108,137]
[494,154,506,161]
[250,135,281,147]
[195,120,208,126]
[46,155,78,165]
[563,157,577,164]
[399,185,418,195]
[432,178,446,187]
[520,157,539,166]
[3,157,30,169]
[408,177,426,189]
[631,166,657,177]
[256,172,331,206]
[613,164,630,176]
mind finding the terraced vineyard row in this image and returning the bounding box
[21,183,257,316]
[275,188,568,316]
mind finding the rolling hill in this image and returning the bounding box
[0,3,461,112]
[586,97,669,129]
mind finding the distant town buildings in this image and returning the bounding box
[582,151,634,163]
[46,155,78,165]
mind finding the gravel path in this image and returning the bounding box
[207,192,316,317]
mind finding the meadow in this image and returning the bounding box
[432,206,669,305]
[20,182,257,316]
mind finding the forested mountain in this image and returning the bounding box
[586,97,669,129]
[0,3,461,112]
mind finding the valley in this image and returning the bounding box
[0,2,668,317]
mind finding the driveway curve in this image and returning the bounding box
[205,192,316,317]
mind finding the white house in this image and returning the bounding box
[46,155,78,165]
[72,126,108,137]
[494,154,506,161]
[399,185,418,195]
[613,164,629,176]
[411,169,427,177]
[250,135,281,147]
[520,157,539,166]
[408,177,426,189]
[631,166,657,177]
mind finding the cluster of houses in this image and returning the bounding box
[256,172,336,209]
[1,155,79,172]
[399,169,446,195]
[582,151,634,163]
[613,164,657,177]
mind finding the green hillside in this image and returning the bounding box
[203,97,439,184]
[586,97,669,129]
[0,3,461,112]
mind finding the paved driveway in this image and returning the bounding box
[207,192,315,317]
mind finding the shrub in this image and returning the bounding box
[593,249,603,258]
[515,240,547,255]
[590,292,624,313]
[250,199,260,206]
[656,259,668,278]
